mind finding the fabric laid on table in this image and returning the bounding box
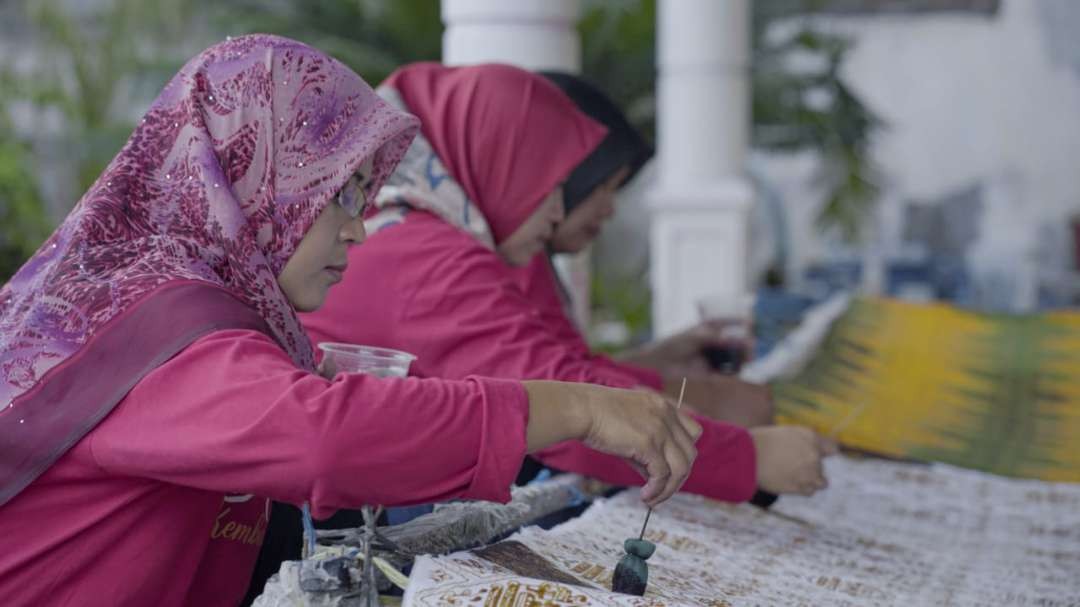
[405,455,1080,606]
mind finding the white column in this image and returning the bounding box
[649,0,754,337]
[442,0,581,71]
[442,0,592,327]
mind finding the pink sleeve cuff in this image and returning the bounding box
[682,415,758,502]
[462,377,530,503]
[531,414,758,503]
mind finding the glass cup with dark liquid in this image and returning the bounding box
[697,293,755,375]
[698,294,777,509]
[702,336,751,374]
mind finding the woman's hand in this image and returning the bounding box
[749,426,837,496]
[617,321,751,377]
[523,381,702,507]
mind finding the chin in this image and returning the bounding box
[294,290,330,313]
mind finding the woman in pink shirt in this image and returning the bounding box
[521,72,838,507]
[302,63,834,513]
[0,37,701,606]
[526,71,779,430]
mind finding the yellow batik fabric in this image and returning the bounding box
[772,297,1080,481]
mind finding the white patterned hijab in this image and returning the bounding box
[366,87,497,250]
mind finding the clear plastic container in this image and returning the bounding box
[304,343,418,558]
[317,342,417,378]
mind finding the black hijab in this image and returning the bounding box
[540,72,654,213]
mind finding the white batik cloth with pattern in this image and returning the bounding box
[404,455,1080,606]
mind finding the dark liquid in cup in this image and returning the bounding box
[703,342,746,374]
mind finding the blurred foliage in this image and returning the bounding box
[0,0,205,280]
[0,0,881,292]
[589,268,653,350]
[0,101,49,281]
[580,0,882,333]
[5,0,203,190]
[581,0,883,242]
[751,11,883,242]
[202,0,443,86]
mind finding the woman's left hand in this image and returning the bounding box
[617,322,750,377]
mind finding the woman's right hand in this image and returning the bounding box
[522,381,702,507]
[748,426,837,496]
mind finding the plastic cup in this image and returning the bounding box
[317,342,417,378]
[302,343,418,559]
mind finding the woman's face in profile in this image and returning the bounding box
[550,165,630,254]
[497,187,566,267]
[277,157,374,311]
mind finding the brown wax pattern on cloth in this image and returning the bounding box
[472,541,595,589]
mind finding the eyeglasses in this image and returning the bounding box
[336,173,368,219]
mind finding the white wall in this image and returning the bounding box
[598,0,1080,309]
[761,0,1080,292]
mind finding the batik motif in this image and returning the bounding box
[771,298,1080,481]
[406,456,1080,606]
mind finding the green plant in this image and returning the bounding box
[0,128,49,282]
[580,0,883,242]
[0,0,211,281]
[576,0,883,334]
[0,51,49,281]
[752,23,883,242]
[4,0,204,193]
[201,0,443,86]
[589,269,653,350]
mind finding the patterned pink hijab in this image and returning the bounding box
[0,35,418,504]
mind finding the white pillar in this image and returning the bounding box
[649,0,754,337]
[442,0,581,71]
[442,0,591,327]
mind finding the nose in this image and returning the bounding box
[340,216,366,245]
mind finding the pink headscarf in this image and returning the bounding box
[378,63,607,244]
[0,35,418,504]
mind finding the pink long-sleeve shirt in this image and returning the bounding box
[0,329,527,606]
[302,212,757,504]
[511,254,667,391]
